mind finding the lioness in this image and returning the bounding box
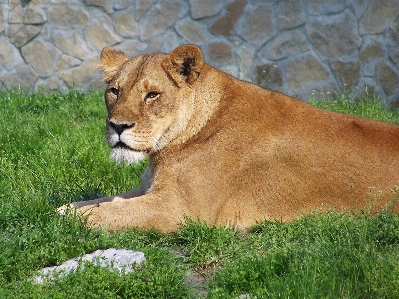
[59,44,399,232]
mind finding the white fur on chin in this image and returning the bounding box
[111,148,146,164]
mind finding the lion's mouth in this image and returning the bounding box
[113,142,151,154]
[114,141,132,150]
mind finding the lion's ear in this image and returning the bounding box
[100,47,128,83]
[162,44,204,86]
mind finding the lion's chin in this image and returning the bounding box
[110,147,147,164]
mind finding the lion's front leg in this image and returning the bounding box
[57,187,146,215]
[58,167,152,215]
[81,193,185,232]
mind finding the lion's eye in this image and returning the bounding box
[145,92,159,101]
[109,87,119,96]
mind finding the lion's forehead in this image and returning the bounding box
[116,54,167,90]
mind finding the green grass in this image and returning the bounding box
[1,89,399,298]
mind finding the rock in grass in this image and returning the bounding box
[33,249,145,284]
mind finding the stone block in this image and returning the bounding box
[388,50,399,70]
[254,63,283,92]
[362,59,379,78]
[330,59,360,89]
[8,3,25,24]
[359,0,399,35]
[375,61,399,95]
[235,3,275,47]
[135,0,157,20]
[307,11,361,59]
[305,0,347,16]
[359,38,384,62]
[114,40,149,59]
[149,29,182,52]
[35,77,66,92]
[286,53,330,90]
[207,42,234,69]
[21,39,61,77]
[113,9,140,39]
[0,65,38,91]
[387,21,399,46]
[61,57,102,90]
[0,36,24,70]
[210,0,247,37]
[387,22,399,68]
[0,5,6,33]
[48,4,89,29]
[52,30,89,60]
[57,54,82,70]
[189,0,229,19]
[7,24,41,48]
[113,0,132,11]
[350,0,369,18]
[175,18,214,45]
[24,5,47,24]
[258,29,308,61]
[84,23,122,51]
[139,1,189,41]
[84,0,114,13]
[277,0,305,30]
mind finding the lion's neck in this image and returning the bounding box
[168,64,224,147]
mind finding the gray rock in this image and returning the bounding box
[330,59,361,89]
[0,36,24,70]
[61,57,102,90]
[359,0,399,35]
[8,3,25,24]
[21,39,61,77]
[175,18,214,45]
[305,0,347,16]
[33,249,146,284]
[113,8,140,39]
[135,0,157,20]
[52,30,89,60]
[276,0,305,30]
[307,11,361,59]
[286,53,330,90]
[140,1,189,41]
[48,4,89,29]
[0,5,6,33]
[149,29,182,53]
[84,0,114,13]
[84,23,123,51]
[7,23,41,48]
[114,40,149,59]
[210,0,246,37]
[206,41,234,69]
[235,3,275,47]
[375,61,399,95]
[113,0,132,11]
[258,29,309,61]
[57,54,82,70]
[189,0,229,19]
[0,64,38,91]
[359,37,384,62]
[23,5,47,25]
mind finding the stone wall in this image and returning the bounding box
[1,0,399,104]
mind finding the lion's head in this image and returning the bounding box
[100,45,204,164]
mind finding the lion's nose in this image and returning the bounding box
[109,120,135,135]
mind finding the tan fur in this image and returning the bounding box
[59,45,399,232]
